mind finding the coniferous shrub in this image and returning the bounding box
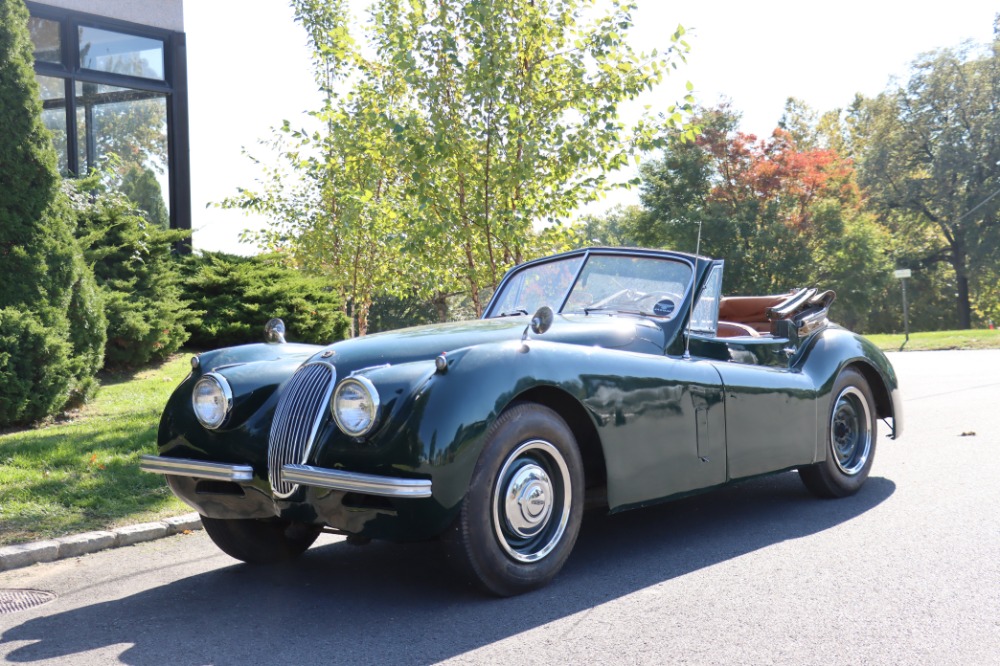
[0,0,105,426]
[0,309,74,425]
[182,252,350,348]
[69,175,197,368]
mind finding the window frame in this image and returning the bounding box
[26,1,190,236]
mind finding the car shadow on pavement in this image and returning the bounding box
[1,472,894,665]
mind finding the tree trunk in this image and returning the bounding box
[956,274,972,330]
[357,299,370,337]
[951,243,972,330]
[432,293,450,323]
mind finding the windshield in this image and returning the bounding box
[488,255,584,317]
[488,253,692,319]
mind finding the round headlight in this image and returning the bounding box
[332,377,380,437]
[192,373,233,430]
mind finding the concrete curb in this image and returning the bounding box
[0,513,202,573]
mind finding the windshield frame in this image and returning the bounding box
[483,248,699,320]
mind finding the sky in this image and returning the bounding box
[184,0,998,255]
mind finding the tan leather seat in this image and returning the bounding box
[719,295,789,333]
[717,321,760,338]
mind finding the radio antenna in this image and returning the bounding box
[683,219,703,360]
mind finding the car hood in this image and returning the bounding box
[313,314,665,369]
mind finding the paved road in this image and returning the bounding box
[2,350,998,665]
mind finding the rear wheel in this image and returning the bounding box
[446,403,584,596]
[201,516,321,564]
[799,368,877,498]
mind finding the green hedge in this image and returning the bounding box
[70,177,196,369]
[182,252,350,348]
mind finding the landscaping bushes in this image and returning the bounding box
[70,175,197,368]
[182,252,350,348]
[0,0,105,427]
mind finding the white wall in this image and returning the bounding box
[31,0,183,32]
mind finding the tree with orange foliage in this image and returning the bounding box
[634,104,889,331]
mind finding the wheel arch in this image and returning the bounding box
[507,385,607,500]
[845,360,893,421]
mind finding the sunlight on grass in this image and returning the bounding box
[865,328,1000,352]
[0,355,194,546]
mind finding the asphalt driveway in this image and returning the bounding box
[1,350,997,665]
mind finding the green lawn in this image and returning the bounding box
[0,355,193,546]
[864,328,1000,352]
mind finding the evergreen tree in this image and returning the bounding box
[0,0,105,426]
[70,173,193,368]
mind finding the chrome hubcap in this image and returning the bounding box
[502,463,553,539]
[492,440,571,563]
[830,386,872,475]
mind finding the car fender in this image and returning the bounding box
[797,327,903,445]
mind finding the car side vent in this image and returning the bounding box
[267,362,336,498]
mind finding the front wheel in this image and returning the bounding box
[446,403,584,596]
[799,368,877,498]
[201,516,321,564]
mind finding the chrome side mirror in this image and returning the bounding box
[530,306,554,335]
[522,305,554,343]
[264,318,286,344]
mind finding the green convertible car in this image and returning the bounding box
[141,247,902,596]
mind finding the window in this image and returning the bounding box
[26,2,189,233]
[28,16,61,63]
[690,264,724,335]
[37,75,68,168]
[78,26,165,80]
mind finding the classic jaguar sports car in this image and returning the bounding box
[141,247,901,596]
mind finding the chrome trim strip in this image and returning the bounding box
[281,464,432,498]
[139,455,254,482]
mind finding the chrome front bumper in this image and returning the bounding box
[139,455,253,482]
[281,464,433,498]
[139,455,432,499]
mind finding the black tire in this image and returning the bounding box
[445,403,584,596]
[799,368,877,498]
[200,516,321,564]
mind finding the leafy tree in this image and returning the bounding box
[632,105,889,330]
[778,97,820,150]
[854,29,1000,329]
[571,204,646,247]
[228,0,692,332]
[0,0,105,426]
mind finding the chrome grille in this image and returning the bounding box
[267,361,336,497]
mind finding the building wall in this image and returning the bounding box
[30,0,183,32]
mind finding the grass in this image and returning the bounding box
[0,355,193,546]
[864,328,1000,352]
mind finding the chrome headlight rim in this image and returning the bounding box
[331,376,381,438]
[191,372,233,430]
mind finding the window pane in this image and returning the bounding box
[564,255,691,317]
[75,82,170,226]
[691,265,723,334]
[490,256,584,317]
[36,75,69,174]
[29,17,61,63]
[79,26,164,80]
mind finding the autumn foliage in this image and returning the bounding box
[633,105,888,330]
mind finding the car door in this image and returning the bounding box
[589,354,727,510]
[687,264,819,480]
